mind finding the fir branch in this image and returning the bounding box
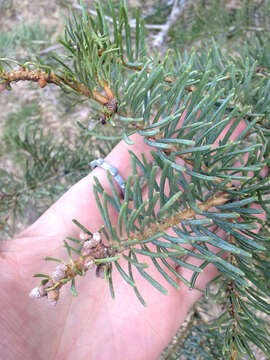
[164,312,197,360]
[129,192,229,244]
[29,231,114,305]
[0,67,109,105]
[28,190,230,305]
[2,2,270,358]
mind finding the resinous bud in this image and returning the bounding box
[29,286,46,299]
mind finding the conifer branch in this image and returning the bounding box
[29,231,114,305]
[130,192,229,243]
[164,312,197,360]
[2,1,270,358]
[0,68,109,105]
[29,190,230,305]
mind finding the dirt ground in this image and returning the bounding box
[0,0,155,161]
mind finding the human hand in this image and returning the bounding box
[0,118,265,360]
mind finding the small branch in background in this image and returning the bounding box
[39,44,62,55]
[153,0,191,48]
[164,312,196,360]
[253,0,265,27]
[73,4,115,25]
[254,0,266,12]
[72,4,165,30]
[0,194,19,231]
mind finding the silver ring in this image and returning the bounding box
[90,158,126,195]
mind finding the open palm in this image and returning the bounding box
[1,229,215,360]
[1,119,259,360]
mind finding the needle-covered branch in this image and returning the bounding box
[2,1,270,359]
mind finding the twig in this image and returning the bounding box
[253,0,265,27]
[254,0,265,12]
[0,68,109,105]
[164,312,197,360]
[39,44,62,55]
[0,194,19,231]
[129,192,229,243]
[153,0,191,48]
[73,4,165,30]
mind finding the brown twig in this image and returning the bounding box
[153,0,190,49]
[0,68,109,106]
[226,235,240,360]
[129,191,229,243]
[164,312,197,360]
[0,194,19,231]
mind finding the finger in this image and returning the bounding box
[17,112,241,241]
[215,119,268,188]
[15,133,153,241]
[175,228,226,310]
[214,118,246,145]
[178,252,220,310]
[15,103,189,242]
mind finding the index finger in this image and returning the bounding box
[16,133,152,241]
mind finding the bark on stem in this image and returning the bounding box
[132,192,230,242]
[0,68,108,105]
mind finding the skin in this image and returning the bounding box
[0,118,265,360]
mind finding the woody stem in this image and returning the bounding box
[0,68,109,106]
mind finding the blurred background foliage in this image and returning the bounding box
[1,0,270,239]
[1,1,270,359]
